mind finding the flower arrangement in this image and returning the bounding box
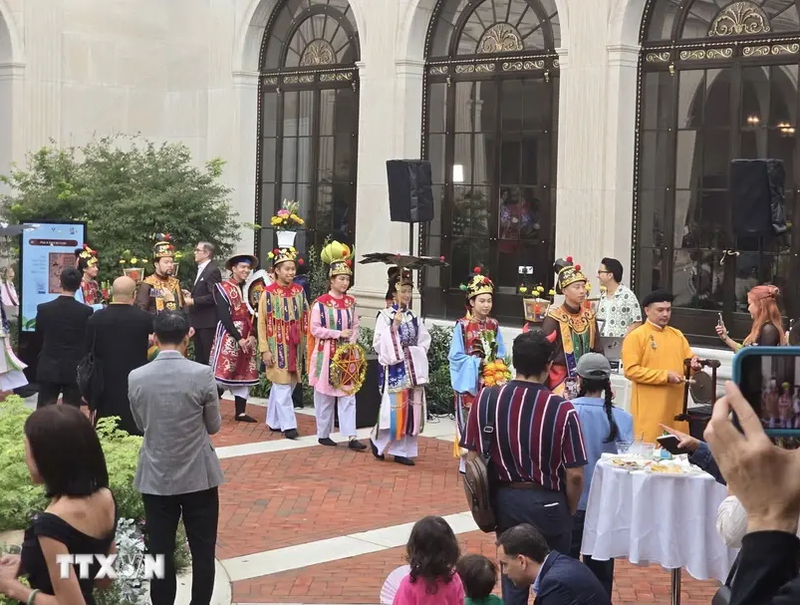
[270,199,305,231]
[100,280,111,303]
[482,357,512,387]
[118,250,146,282]
[520,283,555,323]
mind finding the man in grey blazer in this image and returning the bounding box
[129,311,223,605]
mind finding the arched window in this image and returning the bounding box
[420,0,560,323]
[256,0,360,259]
[635,0,800,344]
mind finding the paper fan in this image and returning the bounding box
[380,564,411,604]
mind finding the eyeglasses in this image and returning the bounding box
[597,270,612,275]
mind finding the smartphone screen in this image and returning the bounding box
[737,349,800,448]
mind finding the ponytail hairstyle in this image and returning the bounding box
[577,376,619,443]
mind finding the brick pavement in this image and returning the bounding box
[212,399,317,447]
[231,530,720,604]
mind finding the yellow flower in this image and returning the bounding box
[123,249,131,255]
[130,257,138,264]
[119,260,126,265]
[290,214,299,220]
[548,288,556,296]
[298,218,305,225]
[519,287,528,293]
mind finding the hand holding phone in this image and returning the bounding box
[657,434,689,455]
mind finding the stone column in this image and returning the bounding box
[232,70,259,255]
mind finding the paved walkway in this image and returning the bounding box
[204,398,722,605]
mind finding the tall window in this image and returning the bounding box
[636,0,800,345]
[256,0,360,259]
[420,0,560,324]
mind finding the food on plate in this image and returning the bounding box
[649,463,684,474]
[610,458,646,470]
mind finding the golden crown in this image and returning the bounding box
[152,233,175,260]
[462,272,494,300]
[554,256,587,294]
[269,247,299,267]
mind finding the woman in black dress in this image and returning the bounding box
[716,284,785,350]
[0,405,117,605]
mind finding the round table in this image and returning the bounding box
[581,454,738,605]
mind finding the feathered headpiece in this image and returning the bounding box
[554,256,587,294]
[268,247,301,268]
[321,241,353,278]
[75,244,98,270]
[152,233,176,261]
[460,266,494,301]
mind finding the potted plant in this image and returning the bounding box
[520,283,554,323]
[270,199,305,248]
[119,250,146,283]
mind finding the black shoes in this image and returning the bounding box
[319,437,337,447]
[284,429,299,440]
[371,441,384,460]
[236,414,257,423]
[348,439,367,451]
[267,425,281,432]
[394,456,415,466]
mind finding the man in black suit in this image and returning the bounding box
[35,267,93,408]
[497,524,610,605]
[184,241,222,366]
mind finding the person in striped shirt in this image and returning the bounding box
[461,329,587,605]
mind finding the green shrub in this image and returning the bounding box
[426,325,454,416]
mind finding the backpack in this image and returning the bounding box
[462,388,498,533]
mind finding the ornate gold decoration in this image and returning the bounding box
[476,63,495,72]
[319,71,354,82]
[300,39,336,66]
[680,49,706,60]
[284,75,299,84]
[709,1,770,37]
[743,45,770,56]
[429,65,448,75]
[708,47,734,58]
[330,343,368,394]
[553,58,560,68]
[264,76,278,85]
[477,23,524,54]
[772,43,800,55]
[455,64,476,73]
[645,52,671,63]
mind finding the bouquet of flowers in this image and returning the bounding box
[482,357,512,387]
[270,199,305,231]
[101,280,111,304]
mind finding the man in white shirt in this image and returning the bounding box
[185,242,222,366]
[596,257,642,338]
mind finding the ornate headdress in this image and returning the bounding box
[391,268,413,289]
[152,233,176,261]
[75,244,98,270]
[321,241,354,278]
[554,256,587,294]
[268,247,301,268]
[225,253,259,271]
[460,266,494,301]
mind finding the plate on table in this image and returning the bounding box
[609,457,649,471]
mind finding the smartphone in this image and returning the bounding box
[732,346,800,448]
[717,313,724,327]
[657,434,688,455]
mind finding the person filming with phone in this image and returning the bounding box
[715,284,785,351]
[621,290,702,442]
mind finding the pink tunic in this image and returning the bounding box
[307,293,359,397]
[392,573,464,605]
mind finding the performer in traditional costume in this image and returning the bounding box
[74,245,103,311]
[371,269,430,466]
[0,289,26,391]
[258,247,309,440]
[210,254,260,423]
[448,269,506,472]
[540,257,600,398]
[307,243,366,450]
[136,234,185,315]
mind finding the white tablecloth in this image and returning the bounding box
[581,456,738,583]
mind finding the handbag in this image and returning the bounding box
[462,388,498,533]
[76,330,103,411]
[712,553,739,605]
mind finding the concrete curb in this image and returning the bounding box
[173,557,232,605]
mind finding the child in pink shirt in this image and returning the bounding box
[392,516,465,605]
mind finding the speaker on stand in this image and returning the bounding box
[386,160,435,256]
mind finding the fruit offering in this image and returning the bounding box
[482,358,512,387]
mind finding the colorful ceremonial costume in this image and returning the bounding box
[540,258,599,398]
[136,237,185,316]
[0,293,26,391]
[258,248,309,435]
[74,245,103,312]
[210,255,260,417]
[622,321,693,442]
[308,244,364,446]
[449,272,505,471]
[371,271,430,461]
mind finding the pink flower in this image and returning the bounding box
[277,209,290,217]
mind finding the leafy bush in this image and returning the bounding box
[426,325,455,416]
[0,135,240,290]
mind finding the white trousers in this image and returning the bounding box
[314,391,356,439]
[266,382,297,431]
[225,385,250,400]
[371,431,418,458]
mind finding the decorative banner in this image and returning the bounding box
[20,222,86,332]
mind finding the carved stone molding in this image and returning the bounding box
[300,40,336,66]
[477,23,524,54]
[708,1,770,37]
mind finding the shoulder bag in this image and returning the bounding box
[462,387,498,533]
[711,553,739,605]
[76,330,103,413]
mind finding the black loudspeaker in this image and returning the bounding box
[386,160,434,223]
[730,159,787,237]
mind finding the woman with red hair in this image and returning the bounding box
[715,284,785,351]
